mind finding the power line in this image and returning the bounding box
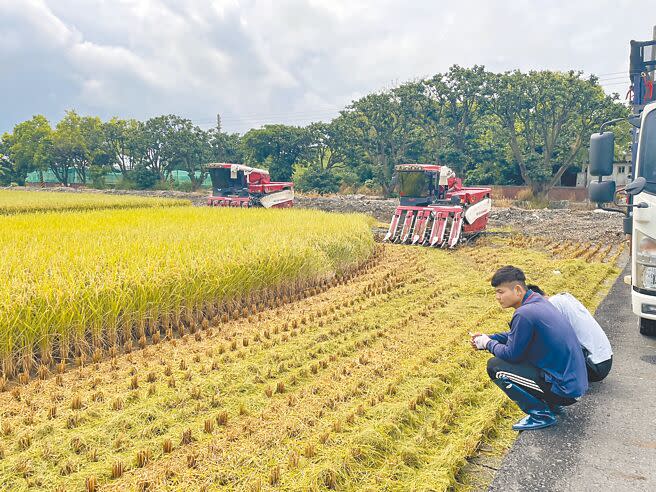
[193,116,339,128]
[191,108,344,125]
[191,77,633,127]
[216,111,340,123]
[593,70,625,77]
[599,82,630,88]
[222,107,344,120]
[596,75,628,82]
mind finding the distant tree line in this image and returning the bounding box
[0,66,629,196]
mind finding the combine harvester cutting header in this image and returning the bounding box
[384,164,492,248]
[207,163,294,208]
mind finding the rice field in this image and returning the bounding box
[0,222,620,491]
[0,207,374,380]
[0,190,190,215]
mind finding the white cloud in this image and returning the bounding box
[0,0,653,134]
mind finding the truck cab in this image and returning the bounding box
[629,102,656,334]
[589,101,656,335]
[588,35,656,336]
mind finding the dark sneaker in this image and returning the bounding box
[512,411,557,431]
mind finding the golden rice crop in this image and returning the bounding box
[0,190,190,215]
[0,235,619,491]
[0,207,374,377]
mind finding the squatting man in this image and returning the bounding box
[470,266,612,431]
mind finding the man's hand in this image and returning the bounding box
[473,334,491,350]
[469,332,482,349]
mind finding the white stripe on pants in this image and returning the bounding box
[495,370,544,393]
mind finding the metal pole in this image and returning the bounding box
[652,25,656,81]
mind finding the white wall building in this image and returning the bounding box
[577,161,631,188]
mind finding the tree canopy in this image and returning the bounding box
[483,70,628,194]
[2,67,628,195]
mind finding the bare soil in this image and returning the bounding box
[488,207,624,244]
[295,194,626,245]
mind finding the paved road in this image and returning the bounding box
[490,267,656,492]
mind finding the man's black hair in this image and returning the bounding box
[526,284,545,295]
[490,265,526,288]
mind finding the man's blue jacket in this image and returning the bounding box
[487,290,589,398]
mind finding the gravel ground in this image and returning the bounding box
[488,207,625,244]
[296,194,626,245]
[6,187,626,244]
[299,195,626,245]
[295,194,398,221]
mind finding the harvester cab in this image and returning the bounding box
[384,164,492,248]
[207,163,294,208]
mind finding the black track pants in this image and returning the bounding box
[487,357,577,408]
[586,355,612,382]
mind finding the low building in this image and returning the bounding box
[577,161,631,188]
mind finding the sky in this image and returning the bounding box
[1,0,654,135]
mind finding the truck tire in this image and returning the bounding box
[639,317,656,336]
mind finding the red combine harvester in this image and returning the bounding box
[206,163,294,208]
[384,164,491,248]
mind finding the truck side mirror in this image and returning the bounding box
[589,180,616,203]
[625,176,646,196]
[589,132,615,176]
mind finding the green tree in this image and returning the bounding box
[323,113,372,187]
[141,115,178,180]
[6,115,53,185]
[47,111,105,185]
[303,122,346,170]
[484,70,628,195]
[208,130,243,163]
[0,133,18,185]
[77,115,107,184]
[48,111,85,186]
[127,164,159,189]
[338,93,408,195]
[172,123,212,191]
[293,122,346,193]
[241,124,309,181]
[421,65,489,174]
[463,113,522,185]
[208,115,243,164]
[103,118,145,178]
[294,166,341,194]
[136,115,207,187]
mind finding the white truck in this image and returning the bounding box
[589,99,656,336]
[589,36,656,336]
